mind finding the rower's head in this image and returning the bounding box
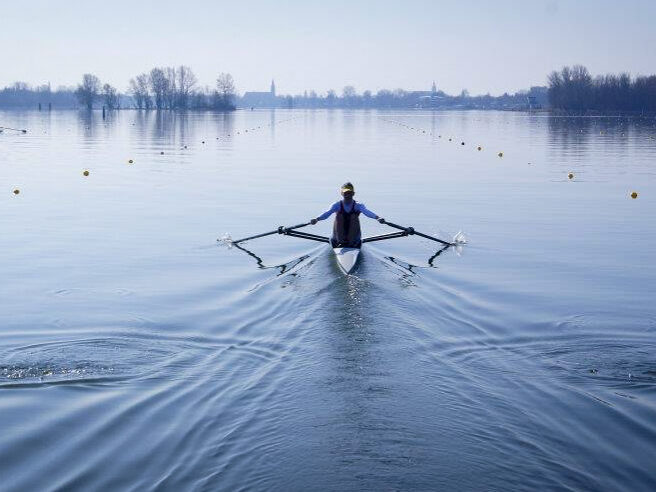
[340,182,355,202]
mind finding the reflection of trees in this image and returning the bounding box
[547,116,593,153]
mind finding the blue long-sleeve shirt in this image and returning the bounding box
[317,201,378,221]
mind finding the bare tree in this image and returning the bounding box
[176,66,197,109]
[342,85,356,107]
[129,73,151,109]
[102,83,118,110]
[163,67,176,109]
[149,68,168,109]
[215,73,236,108]
[76,73,101,109]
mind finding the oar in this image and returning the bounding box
[0,126,27,133]
[381,220,454,246]
[228,221,312,244]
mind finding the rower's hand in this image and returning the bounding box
[378,217,386,224]
[311,218,317,225]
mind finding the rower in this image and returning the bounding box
[311,182,385,248]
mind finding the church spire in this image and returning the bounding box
[270,79,276,97]
[432,81,437,93]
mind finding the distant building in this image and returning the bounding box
[416,81,446,108]
[240,79,279,108]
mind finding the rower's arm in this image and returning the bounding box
[357,203,379,219]
[316,203,339,221]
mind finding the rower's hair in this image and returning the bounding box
[342,182,354,190]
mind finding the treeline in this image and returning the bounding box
[127,66,236,110]
[0,83,77,108]
[548,65,656,112]
[265,86,547,110]
[0,66,236,111]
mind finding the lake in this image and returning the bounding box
[1,109,655,491]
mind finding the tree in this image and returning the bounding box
[216,73,236,109]
[76,73,100,109]
[129,73,151,109]
[149,68,168,109]
[326,89,336,107]
[102,83,118,109]
[176,65,197,109]
[164,67,177,109]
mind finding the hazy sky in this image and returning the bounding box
[1,0,655,96]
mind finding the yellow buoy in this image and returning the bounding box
[13,189,20,195]
[498,152,503,157]
[631,191,638,199]
[568,172,574,179]
[83,170,90,176]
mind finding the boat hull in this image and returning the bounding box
[333,247,360,274]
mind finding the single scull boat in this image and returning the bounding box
[225,220,459,275]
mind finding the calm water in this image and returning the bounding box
[1,109,655,491]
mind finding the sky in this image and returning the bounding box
[1,0,655,96]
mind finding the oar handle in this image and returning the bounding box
[383,220,453,246]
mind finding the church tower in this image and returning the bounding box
[270,79,276,97]
[432,81,437,94]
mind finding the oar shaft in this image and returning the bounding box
[230,221,312,244]
[413,230,453,246]
[232,228,281,244]
[383,220,453,246]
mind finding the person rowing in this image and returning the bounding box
[311,182,385,248]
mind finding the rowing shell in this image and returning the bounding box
[333,247,360,274]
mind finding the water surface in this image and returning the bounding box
[1,109,655,490]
